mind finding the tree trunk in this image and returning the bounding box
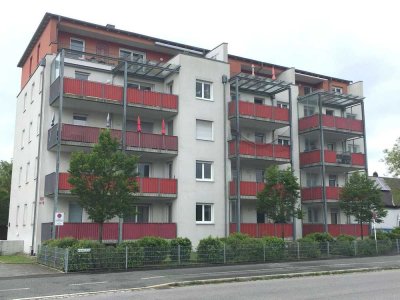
[360,221,364,240]
[98,222,104,243]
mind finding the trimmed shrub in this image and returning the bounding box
[224,234,264,263]
[68,240,107,271]
[263,237,285,261]
[297,238,321,259]
[170,237,192,263]
[42,237,78,248]
[135,237,169,265]
[303,232,334,243]
[336,234,356,242]
[117,241,145,268]
[197,236,224,264]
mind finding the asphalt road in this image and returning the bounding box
[2,255,400,299]
[66,269,400,300]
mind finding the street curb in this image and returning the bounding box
[13,266,400,299]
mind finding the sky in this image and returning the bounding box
[0,0,399,176]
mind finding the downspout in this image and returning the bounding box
[31,58,46,255]
[235,77,241,233]
[222,75,228,237]
[52,49,65,239]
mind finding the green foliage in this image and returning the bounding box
[135,237,169,265]
[117,241,145,267]
[297,238,321,258]
[197,236,224,264]
[68,130,139,242]
[383,137,400,177]
[169,237,192,263]
[224,233,264,263]
[262,237,285,261]
[303,232,334,243]
[42,237,78,248]
[0,160,12,225]
[257,166,300,227]
[336,234,356,242]
[340,172,387,239]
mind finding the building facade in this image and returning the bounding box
[9,13,367,253]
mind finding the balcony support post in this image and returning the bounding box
[318,94,328,233]
[361,101,368,174]
[118,61,128,244]
[52,50,65,239]
[288,87,297,241]
[235,77,241,233]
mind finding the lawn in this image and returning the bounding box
[0,255,36,264]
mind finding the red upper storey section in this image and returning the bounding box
[19,13,352,92]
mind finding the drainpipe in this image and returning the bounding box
[235,77,241,233]
[52,49,65,239]
[31,58,46,255]
[222,75,228,237]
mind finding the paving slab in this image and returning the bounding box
[0,262,60,278]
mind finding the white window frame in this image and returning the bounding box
[16,206,20,226]
[303,86,313,95]
[75,71,90,81]
[37,114,41,136]
[21,129,25,149]
[23,204,27,226]
[25,162,30,184]
[277,102,288,109]
[347,143,360,153]
[127,81,153,91]
[254,97,264,105]
[73,114,87,126]
[196,119,214,141]
[34,157,38,180]
[28,121,32,143]
[30,82,35,103]
[346,113,357,119]
[18,167,22,187]
[196,161,213,181]
[70,38,85,58]
[196,203,214,224]
[23,93,27,112]
[277,136,290,146]
[196,80,213,101]
[304,105,315,117]
[331,86,343,94]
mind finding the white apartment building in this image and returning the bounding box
[9,13,367,253]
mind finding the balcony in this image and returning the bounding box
[50,77,178,117]
[42,222,177,241]
[299,114,363,135]
[228,101,289,129]
[45,172,177,198]
[301,186,341,202]
[302,224,369,237]
[48,124,178,157]
[229,181,265,199]
[229,223,293,238]
[300,150,365,169]
[228,141,290,163]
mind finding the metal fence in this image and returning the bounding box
[37,239,400,273]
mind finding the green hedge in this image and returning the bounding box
[263,237,285,261]
[170,237,192,263]
[197,236,224,264]
[224,233,264,263]
[117,241,145,267]
[135,237,169,265]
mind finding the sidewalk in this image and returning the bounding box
[0,261,60,278]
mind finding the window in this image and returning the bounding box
[277,136,290,146]
[21,129,25,149]
[127,82,152,91]
[28,122,32,143]
[23,93,27,112]
[30,82,35,103]
[347,144,360,153]
[230,92,240,101]
[16,206,20,226]
[254,97,264,105]
[138,163,151,178]
[23,204,27,226]
[70,38,85,58]
[167,162,173,179]
[119,49,145,62]
[25,162,30,184]
[331,86,343,94]
[73,114,87,126]
[167,121,173,136]
[305,138,317,151]
[75,71,89,81]
[36,44,40,64]
[196,120,213,141]
[18,167,22,187]
[306,173,319,187]
[304,105,315,117]
[326,143,335,151]
[331,209,339,224]
[128,120,153,133]
[326,109,334,116]
[68,202,83,222]
[277,102,288,109]
[34,157,38,180]
[196,203,213,223]
[167,81,173,94]
[329,175,337,187]
[256,170,264,183]
[304,86,313,95]
[230,201,237,223]
[29,56,32,75]
[307,208,318,223]
[196,161,213,181]
[255,132,264,143]
[36,114,41,135]
[124,205,149,223]
[39,71,43,94]
[346,113,357,119]
[196,80,212,100]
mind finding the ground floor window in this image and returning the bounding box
[196,203,214,224]
[124,205,150,223]
[68,202,83,222]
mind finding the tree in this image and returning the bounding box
[0,161,12,226]
[339,172,387,239]
[383,137,400,176]
[257,165,300,239]
[68,130,138,242]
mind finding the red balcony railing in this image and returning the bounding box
[47,222,177,240]
[62,77,178,110]
[302,224,369,237]
[301,186,341,202]
[229,223,293,238]
[229,181,265,197]
[300,150,365,167]
[45,172,177,196]
[228,101,289,122]
[229,141,290,160]
[299,114,363,133]
[55,124,178,152]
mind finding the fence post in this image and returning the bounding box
[125,246,128,270]
[223,243,226,264]
[64,248,69,273]
[178,245,181,265]
[354,240,357,256]
[327,241,330,257]
[297,242,300,260]
[397,239,400,255]
[263,244,266,262]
